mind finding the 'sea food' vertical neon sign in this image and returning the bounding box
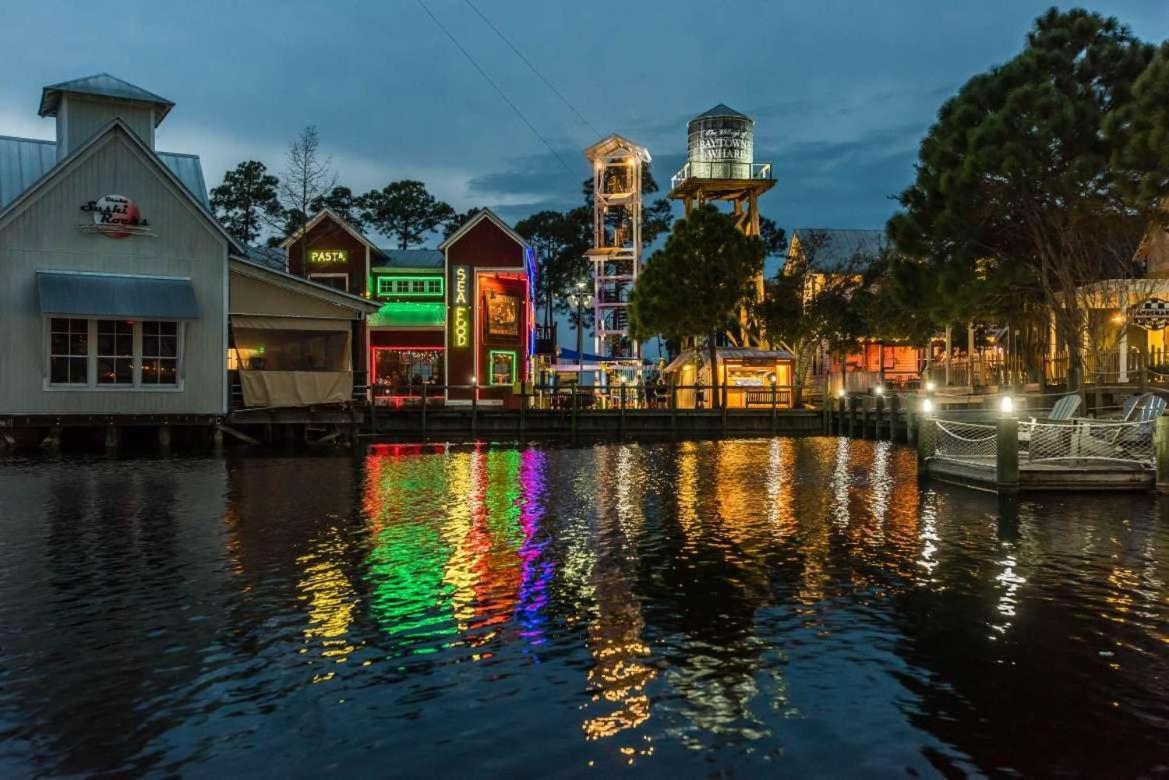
[452,265,470,348]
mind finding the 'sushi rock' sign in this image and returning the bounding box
[80,194,149,238]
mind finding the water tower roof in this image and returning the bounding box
[692,103,749,121]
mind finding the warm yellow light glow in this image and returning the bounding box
[874,386,884,396]
[925,380,936,392]
[1000,395,1014,414]
[922,398,934,414]
[837,388,846,399]
[1111,313,1126,325]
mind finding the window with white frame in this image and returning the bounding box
[46,319,182,389]
[49,318,89,385]
[141,321,179,385]
[96,320,134,385]
[309,273,349,292]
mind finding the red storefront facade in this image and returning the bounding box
[284,208,534,405]
[442,211,536,406]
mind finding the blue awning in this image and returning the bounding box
[37,271,199,319]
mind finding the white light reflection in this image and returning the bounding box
[990,549,1026,638]
[915,490,941,585]
[831,437,851,528]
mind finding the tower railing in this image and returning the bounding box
[670,161,773,190]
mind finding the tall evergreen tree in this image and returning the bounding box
[628,205,764,408]
[359,180,455,249]
[889,9,1157,390]
[210,160,282,245]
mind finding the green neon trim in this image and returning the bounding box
[488,349,518,385]
[374,274,444,298]
[369,302,446,328]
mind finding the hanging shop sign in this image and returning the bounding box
[451,265,471,348]
[79,194,151,238]
[1132,298,1169,330]
[309,249,348,265]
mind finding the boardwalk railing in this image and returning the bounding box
[1024,419,1155,467]
[932,419,997,463]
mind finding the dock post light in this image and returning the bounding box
[1000,395,1014,415]
[921,398,935,415]
[925,380,936,393]
[874,386,884,396]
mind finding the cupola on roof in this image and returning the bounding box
[39,74,175,125]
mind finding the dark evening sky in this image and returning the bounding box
[2,1,1166,241]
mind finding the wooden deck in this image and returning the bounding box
[925,455,1154,491]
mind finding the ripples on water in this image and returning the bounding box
[1,438,1168,777]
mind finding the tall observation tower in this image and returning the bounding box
[583,134,651,374]
[668,104,774,346]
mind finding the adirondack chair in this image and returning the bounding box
[1020,393,1081,446]
[1080,392,1166,458]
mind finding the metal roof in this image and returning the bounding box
[242,245,288,272]
[37,271,198,319]
[691,103,749,121]
[0,135,210,209]
[39,74,175,124]
[376,248,445,269]
[788,229,888,272]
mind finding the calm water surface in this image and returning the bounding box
[1,438,1168,777]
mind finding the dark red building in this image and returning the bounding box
[284,208,535,405]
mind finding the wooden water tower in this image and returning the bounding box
[668,104,774,346]
[583,134,651,369]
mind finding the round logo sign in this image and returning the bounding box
[81,194,145,239]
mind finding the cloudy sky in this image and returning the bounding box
[3,0,1166,243]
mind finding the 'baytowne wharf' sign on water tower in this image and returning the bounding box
[686,104,754,180]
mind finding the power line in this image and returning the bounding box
[414,0,574,175]
[462,0,600,139]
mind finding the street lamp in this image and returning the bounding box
[567,281,593,373]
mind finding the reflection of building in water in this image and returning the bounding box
[581,446,656,751]
[516,448,553,646]
[225,455,360,678]
[0,460,228,776]
[363,446,458,651]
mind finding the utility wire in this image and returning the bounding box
[414,0,574,175]
[462,0,600,139]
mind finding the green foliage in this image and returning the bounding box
[310,186,365,231]
[210,160,282,245]
[1110,41,1169,209]
[759,217,787,259]
[629,205,765,404]
[515,208,591,327]
[359,180,456,249]
[888,8,1160,387]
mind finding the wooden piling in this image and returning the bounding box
[916,412,936,466]
[996,416,1020,493]
[1155,416,1169,494]
[420,384,428,440]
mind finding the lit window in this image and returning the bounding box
[49,318,89,385]
[96,320,134,384]
[396,280,410,293]
[427,279,441,294]
[141,321,179,385]
[412,280,425,293]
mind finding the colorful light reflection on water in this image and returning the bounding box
[1,439,1168,777]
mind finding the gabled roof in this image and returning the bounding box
[692,103,749,121]
[279,207,376,252]
[229,256,380,313]
[788,229,887,272]
[438,207,529,252]
[375,249,445,269]
[39,74,175,125]
[583,133,651,163]
[0,134,210,209]
[0,118,245,254]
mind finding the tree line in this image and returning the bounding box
[210,126,477,261]
[631,7,1169,406]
